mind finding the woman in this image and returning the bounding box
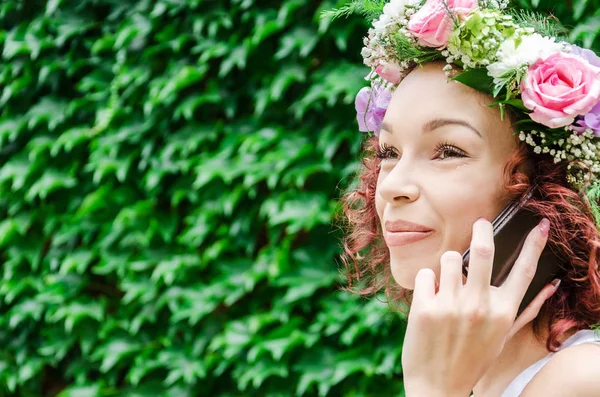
[337,0,600,396]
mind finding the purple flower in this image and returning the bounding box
[355,84,392,136]
[570,44,600,68]
[573,101,600,136]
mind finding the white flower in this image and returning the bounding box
[483,0,509,9]
[487,33,564,82]
[384,0,420,18]
[373,0,420,31]
[373,14,393,30]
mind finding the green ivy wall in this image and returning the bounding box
[0,0,598,396]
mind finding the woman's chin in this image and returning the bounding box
[390,256,438,290]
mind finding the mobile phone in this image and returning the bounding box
[462,187,566,316]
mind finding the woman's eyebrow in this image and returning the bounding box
[380,118,483,138]
[423,118,482,138]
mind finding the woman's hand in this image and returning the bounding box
[401,218,561,397]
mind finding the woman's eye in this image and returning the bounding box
[435,144,466,160]
[376,144,399,160]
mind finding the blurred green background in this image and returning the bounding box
[0,0,598,396]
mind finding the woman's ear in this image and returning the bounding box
[501,145,534,195]
[513,157,533,178]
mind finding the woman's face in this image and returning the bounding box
[375,62,520,289]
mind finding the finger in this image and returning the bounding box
[412,268,437,310]
[502,218,550,307]
[505,278,560,341]
[465,218,495,293]
[439,251,464,297]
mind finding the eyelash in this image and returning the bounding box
[375,143,397,160]
[375,141,467,160]
[434,141,467,160]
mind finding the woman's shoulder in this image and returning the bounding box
[519,329,600,397]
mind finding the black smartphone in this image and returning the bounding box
[462,187,566,316]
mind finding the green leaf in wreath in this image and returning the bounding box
[490,98,530,112]
[451,68,494,95]
[512,118,541,127]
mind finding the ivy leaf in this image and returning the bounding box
[56,385,102,397]
[25,169,77,202]
[93,339,141,373]
[569,10,600,48]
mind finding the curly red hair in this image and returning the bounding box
[340,135,600,352]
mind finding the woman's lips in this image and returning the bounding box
[384,230,434,247]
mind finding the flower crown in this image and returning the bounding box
[325,0,600,191]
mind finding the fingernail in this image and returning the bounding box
[538,218,550,236]
[550,278,561,290]
[477,217,488,222]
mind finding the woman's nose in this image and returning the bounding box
[377,161,420,204]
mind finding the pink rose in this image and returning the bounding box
[407,0,477,48]
[375,62,402,84]
[521,52,600,128]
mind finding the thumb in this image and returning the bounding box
[506,279,561,341]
